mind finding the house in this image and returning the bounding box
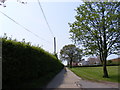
[111,57,120,62]
[71,56,102,66]
[108,57,120,64]
[72,62,78,66]
[78,59,89,66]
[87,57,101,65]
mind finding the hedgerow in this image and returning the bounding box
[2,38,64,88]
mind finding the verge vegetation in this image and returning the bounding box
[2,38,64,88]
[69,66,120,83]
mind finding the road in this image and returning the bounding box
[46,67,119,89]
[0,61,2,90]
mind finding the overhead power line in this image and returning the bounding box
[37,0,55,37]
[0,11,50,43]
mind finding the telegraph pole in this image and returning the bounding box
[54,37,58,59]
[54,37,56,54]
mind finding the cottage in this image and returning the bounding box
[87,57,101,65]
[78,59,89,66]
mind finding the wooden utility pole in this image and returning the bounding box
[54,37,56,54]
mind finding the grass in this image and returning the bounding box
[69,66,120,83]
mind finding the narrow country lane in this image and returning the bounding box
[46,67,81,88]
[46,67,119,89]
[0,61,1,90]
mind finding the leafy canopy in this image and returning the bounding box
[69,2,120,57]
[60,44,82,63]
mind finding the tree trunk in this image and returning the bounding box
[103,57,109,78]
[67,61,70,67]
[102,8,109,78]
[70,59,72,68]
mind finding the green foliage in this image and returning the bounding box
[69,2,120,78]
[2,38,64,88]
[70,66,120,83]
[54,53,58,59]
[60,44,82,68]
[69,2,120,57]
[107,60,112,65]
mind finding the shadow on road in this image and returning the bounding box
[0,61,2,90]
[45,67,67,88]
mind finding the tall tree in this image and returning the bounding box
[69,2,120,78]
[60,44,82,68]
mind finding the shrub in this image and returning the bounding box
[2,38,64,88]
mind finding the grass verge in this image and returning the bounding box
[69,66,120,83]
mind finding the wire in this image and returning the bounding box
[0,10,51,43]
[37,0,55,37]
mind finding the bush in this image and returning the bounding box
[2,38,64,88]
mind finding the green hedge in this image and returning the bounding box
[2,38,64,88]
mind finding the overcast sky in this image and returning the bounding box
[0,0,118,61]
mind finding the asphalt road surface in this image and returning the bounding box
[46,67,119,89]
[0,61,2,90]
